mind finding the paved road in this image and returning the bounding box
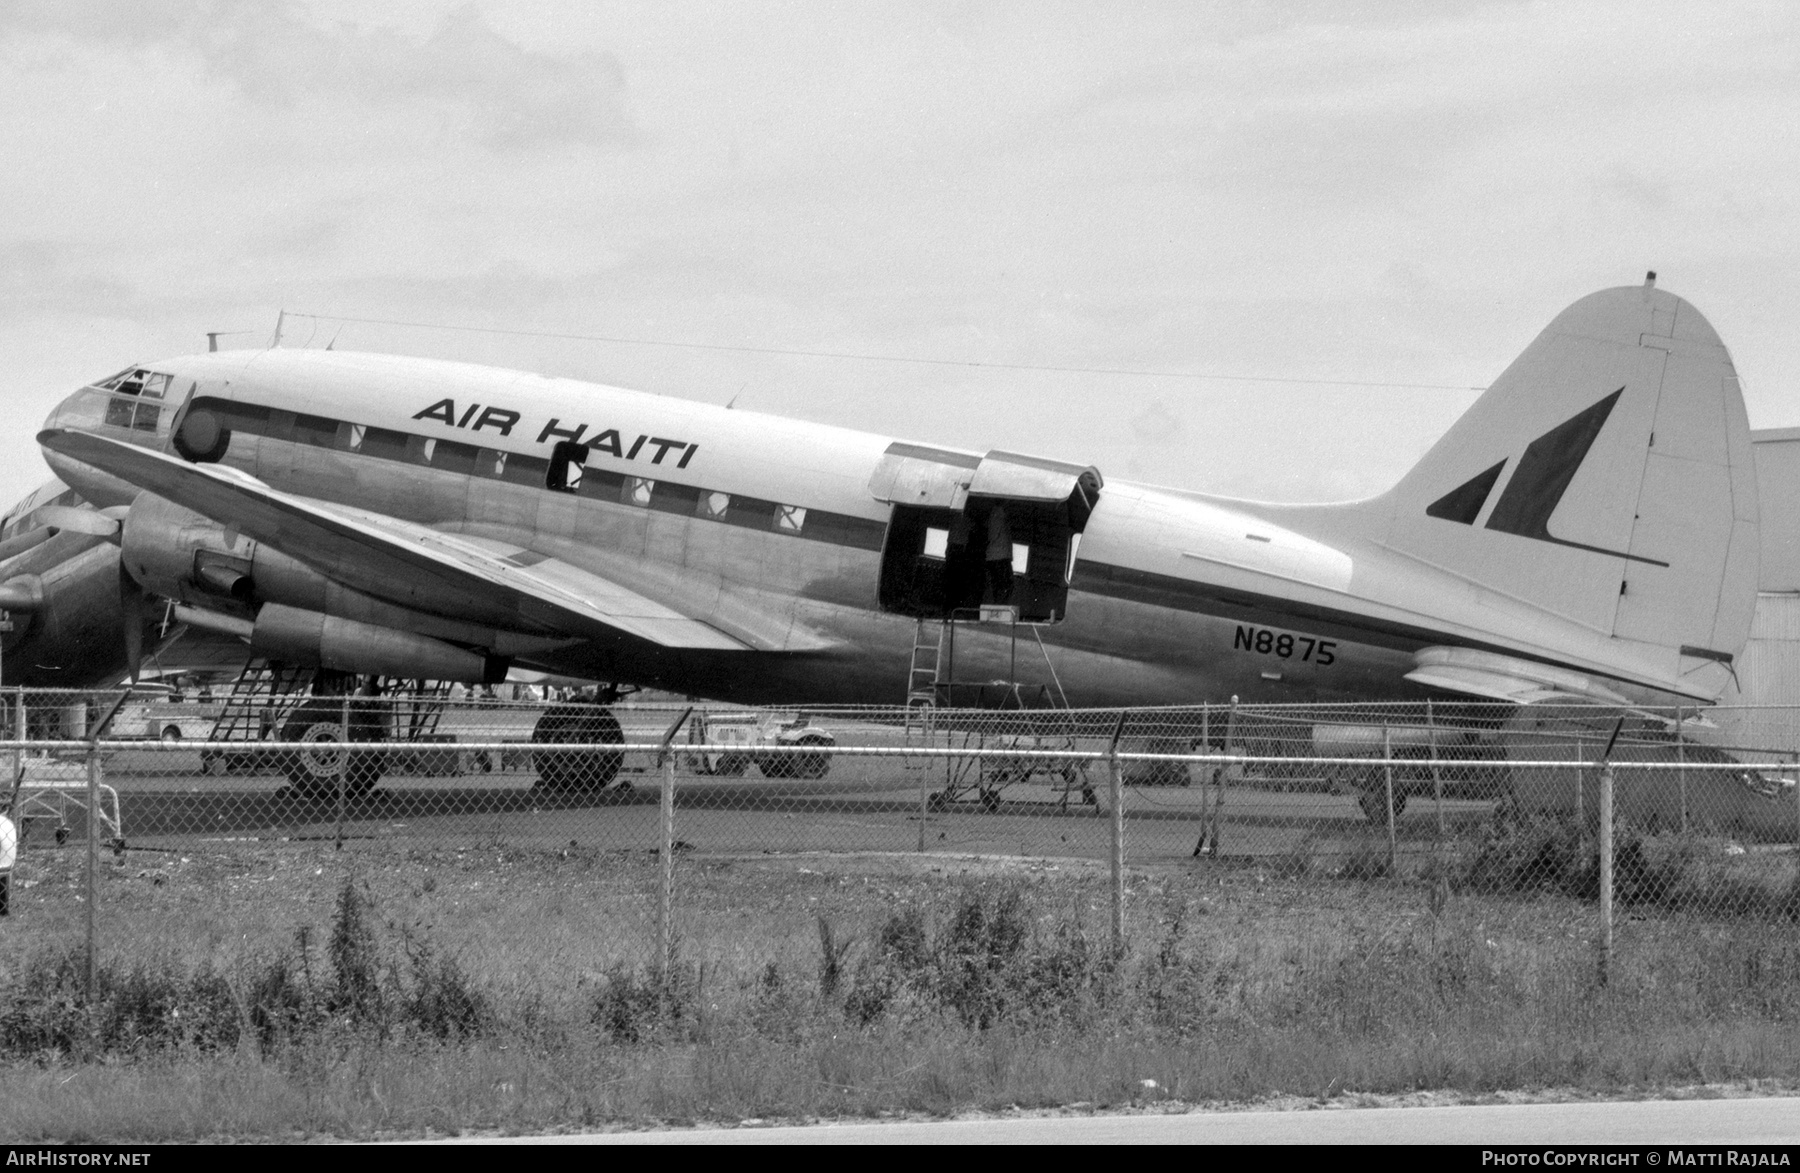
[436,1096,1800,1145]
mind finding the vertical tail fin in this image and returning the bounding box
[1375,282,1759,698]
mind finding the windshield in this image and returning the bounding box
[43,368,182,445]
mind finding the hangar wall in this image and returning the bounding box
[1714,428,1800,750]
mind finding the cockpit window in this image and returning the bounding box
[90,368,174,431]
[98,369,173,399]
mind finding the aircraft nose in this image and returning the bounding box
[41,375,175,450]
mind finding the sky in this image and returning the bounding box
[2,0,1796,510]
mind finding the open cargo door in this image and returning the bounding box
[870,443,1101,623]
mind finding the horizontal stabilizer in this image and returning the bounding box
[1405,646,1629,706]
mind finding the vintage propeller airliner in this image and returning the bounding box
[0,277,1762,794]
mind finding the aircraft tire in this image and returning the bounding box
[280,700,383,799]
[786,736,832,780]
[531,704,625,794]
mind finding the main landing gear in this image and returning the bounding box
[531,688,628,795]
[280,697,386,799]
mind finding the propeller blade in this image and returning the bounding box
[0,575,43,612]
[119,563,145,683]
[37,506,119,538]
[0,528,52,564]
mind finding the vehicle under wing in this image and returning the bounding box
[40,429,752,652]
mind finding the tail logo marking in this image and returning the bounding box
[1428,387,1670,567]
[1426,460,1506,524]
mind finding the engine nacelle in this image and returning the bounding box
[123,494,528,682]
[0,537,142,687]
[176,602,505,683]
[120,492,331,611]
[251,604,504,683]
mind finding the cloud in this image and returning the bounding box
[2,1,636,151]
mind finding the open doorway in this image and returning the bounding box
[871,446,1100,624]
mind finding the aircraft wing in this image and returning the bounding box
[39,429,752,651]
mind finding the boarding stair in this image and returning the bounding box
[903,613,1096,813]
[201,660,313,773]
[903,619,947,813]
[200,662,458,776]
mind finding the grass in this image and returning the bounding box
[0,839,1798,1140]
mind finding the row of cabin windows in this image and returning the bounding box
[194,399,885,551]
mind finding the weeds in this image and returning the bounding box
[0,877,494,1063]
[8,852,1800,1139]
[328,879,385,1027]
[840,888,1110,1031]
[589,961,700,1043]
[1456,812,1800,918]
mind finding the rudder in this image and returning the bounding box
[1376,281,1759,698]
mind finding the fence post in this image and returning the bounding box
[657,708,694,989]
[9,688,23,820]
[1383,724,1398,874]
[1193,703,1210,857]
[1598,761,1614,986]
[916,706,930,854]
[1107,712,1126,954]
[1215,697,1236,857]
[85,748,98,1001]
[334,693,350,851]
[80,688,131,1005]
[1574,739,1585,824]
[1676,705,1688,834]
[1427,699,1445,844]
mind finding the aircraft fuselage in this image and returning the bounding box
[36,341,1720,708]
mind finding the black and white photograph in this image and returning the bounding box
[0,0,1797,1149]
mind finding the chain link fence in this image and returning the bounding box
[2,686,1798,990]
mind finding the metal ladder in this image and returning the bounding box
[385,680,455,743]
[206,659,312,745]
[905,617,949,709]
[903,619,948,838]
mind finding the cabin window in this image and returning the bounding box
[360,427,410,461]
[501,454,547,486]
[723,496,777,529]
[922,527,949,560]
[576,467,624,498]
[433,439,480,476]
[772,505,805,534]
[649,482,700,515]
[700,491,730,519]
[624,477,654,506]
[293,413,339,448]
[546,440,588,493]
[796,512,887,551]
